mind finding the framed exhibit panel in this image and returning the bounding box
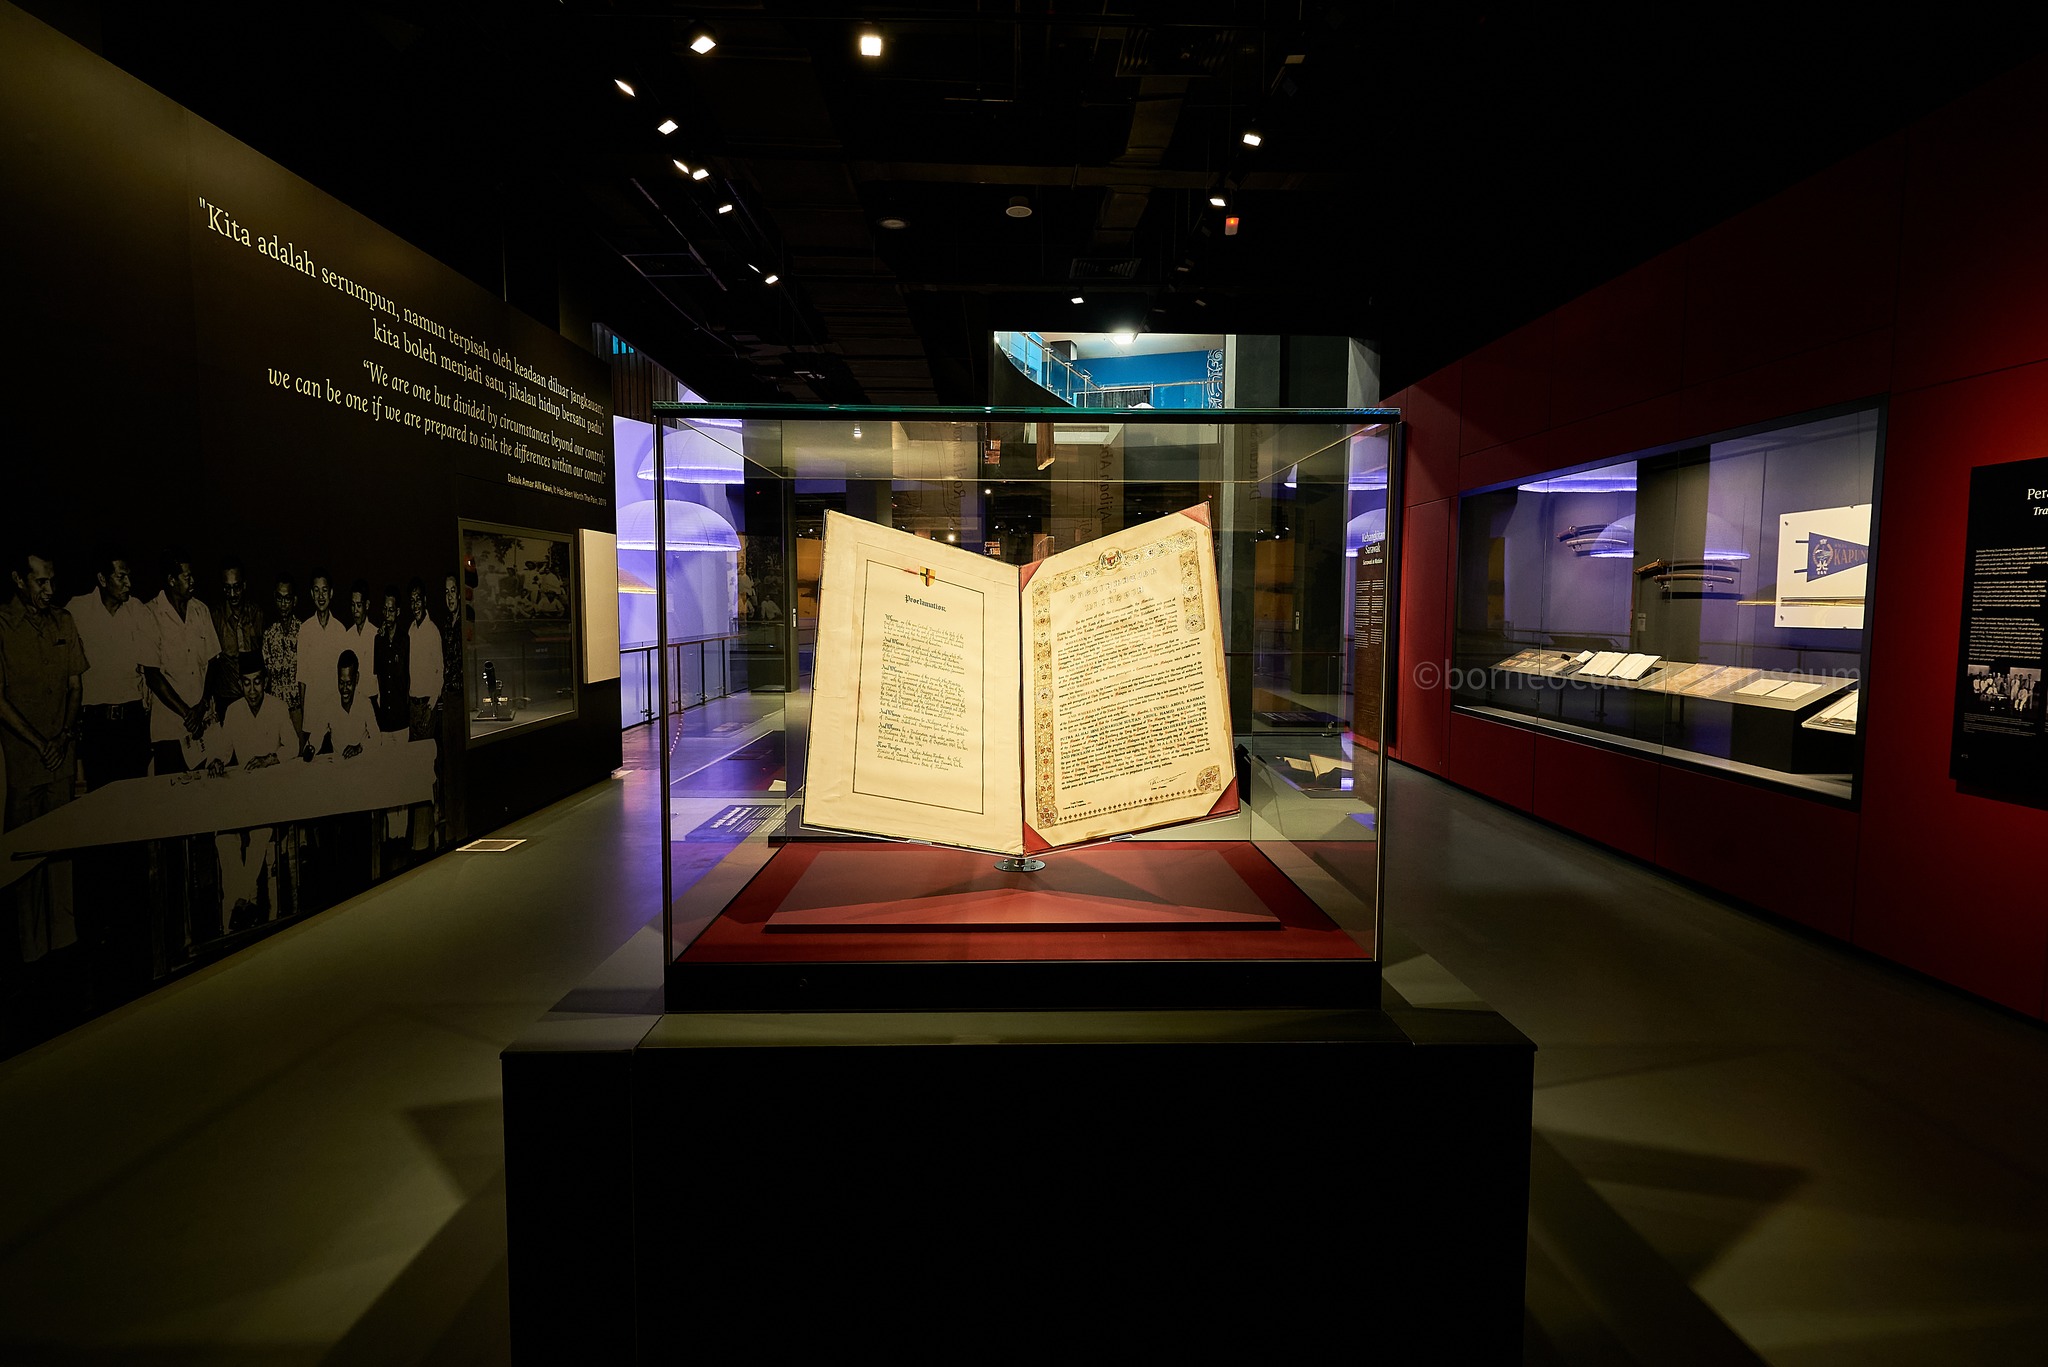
[1451,404,1883,801]
[641,403,1399,1011]
[579,528,622,684]
[459,520,580,744]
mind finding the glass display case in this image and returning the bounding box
[643,403,1397,1010]
[1453,405,1882,800]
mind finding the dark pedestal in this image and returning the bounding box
[504,1004,1533,1362]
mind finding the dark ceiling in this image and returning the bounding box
[41,1,2048,403]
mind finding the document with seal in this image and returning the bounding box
[806,506,1237,855]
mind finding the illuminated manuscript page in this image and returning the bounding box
[1023,507,1233,846]
[806,511,1024,854]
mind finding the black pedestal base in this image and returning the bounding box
[504,1006,1532,1362]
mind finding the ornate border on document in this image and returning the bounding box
[1030,529,1198,829]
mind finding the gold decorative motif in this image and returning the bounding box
[1196,765,1222,794]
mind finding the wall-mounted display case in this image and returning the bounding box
[1453,405,1882,800]
[643,403,1397,1010]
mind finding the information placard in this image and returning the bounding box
[1950,457,2048,793]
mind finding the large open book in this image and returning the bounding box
[806,506,1238,855]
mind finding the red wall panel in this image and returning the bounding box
[1530,735,1659,863]
[1548,254,1688,428]
[1393,497,1451,774]
[1446,712,1533,812]
[1678,329,1893,441]
[1459,391,1692,495]
[1895,57,2048,392]
[1648,767,1854,940]
[1681,136,1906,386]
[1458,318,1554,456]
[1854,371,2048,1015]
[1392,51,2048,1017]
[1401,363,1463,507]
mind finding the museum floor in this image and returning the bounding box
[2,711,2046,1365]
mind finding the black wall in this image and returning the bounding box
[1,5,619,1047]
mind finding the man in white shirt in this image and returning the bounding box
[296,569,351,745]
[342,578,384,718]
[143,552,220,775]
[67,552,154,788]
[302,650,377,760]
[207,654,298,931]
[406,578,445,741]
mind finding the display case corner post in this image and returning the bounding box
[655,418,672,954]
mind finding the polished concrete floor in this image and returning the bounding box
[2,739,2045,1364]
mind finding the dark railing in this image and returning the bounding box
[620,634,736,728]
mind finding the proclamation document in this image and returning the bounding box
[807,512,1023,853]
[807,506,1234,854]
[1021,508,1233,848]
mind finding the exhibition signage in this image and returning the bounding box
[1950,456,2048,793]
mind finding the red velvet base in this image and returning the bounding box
[680,840,1368,966]
[765,845,1280,930]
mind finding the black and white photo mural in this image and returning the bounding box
[0,6,618,1055]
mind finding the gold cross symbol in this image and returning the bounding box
[918,567,935,586]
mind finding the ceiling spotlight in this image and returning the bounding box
[614,78,636,97]
[764,273,780,285]
[859,29,884,58]
[1241,130,1262,147]
[1194,297,1208,307]
[878,216,908,230]
[717,202,734,214]
[1070,295,1084,304]
[689,27,716,55]
[657,118,679,135]
[1006,195,1033,219]
[1111,331,1135,346]
[947,532,957,542]
[690,166,709,181]
[1209,195,1227,208]
[673,159,691,174]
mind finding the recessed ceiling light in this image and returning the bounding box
[691,167,709,181]
[1209,195,1227,208]
[614,79,636,97]
[689,27,716,55]
[1006,196,1033,219]
[1111,331,1135,346]
[1194,297,1208,307]
[878,216,908,230]
[717,203,734,214]
[764,273,780,285]
[859,30,883,58]
[748,263,761,273]
[1070,295,1084,304]
[657,118,679,135]
[1241,130,1262,147]
[1284,53,1306,65]
[673,159,691,174]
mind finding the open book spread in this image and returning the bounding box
[806,507,1237,855]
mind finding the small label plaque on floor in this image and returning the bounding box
[458,838,526,853]
[685,805,782,842]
